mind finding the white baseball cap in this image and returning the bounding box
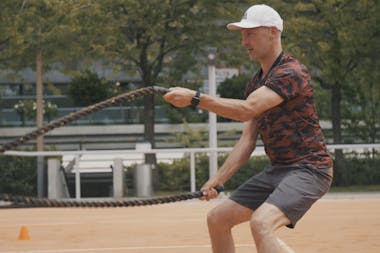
[227,4,283,32]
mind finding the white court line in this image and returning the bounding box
[0,244,254,253]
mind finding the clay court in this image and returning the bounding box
[1,194,380,253]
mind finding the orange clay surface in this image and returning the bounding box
[0,193,379,253]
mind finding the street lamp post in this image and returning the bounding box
[207,48,218,179]
[36,47,45,198]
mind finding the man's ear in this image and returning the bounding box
[269,27,281,40]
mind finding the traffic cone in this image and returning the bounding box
[18,226,30,240]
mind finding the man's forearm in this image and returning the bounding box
[214,120,258,185]
[214,143,255,184]
[198,94,258,122]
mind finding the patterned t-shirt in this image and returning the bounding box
[244,53,333,169]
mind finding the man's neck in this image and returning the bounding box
[261,47,283,76]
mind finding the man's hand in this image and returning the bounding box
[163,87,195,108]
[199,180,223,201]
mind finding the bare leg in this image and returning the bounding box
[250,202,295,253]
[277,237,296,253]
[207,199,252,253]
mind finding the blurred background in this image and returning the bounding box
[0,0,379,198]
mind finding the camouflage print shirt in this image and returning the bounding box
[244,52,333,169]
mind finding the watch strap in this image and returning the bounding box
[191,90,201,107]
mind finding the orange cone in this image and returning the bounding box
[18,226,30,240]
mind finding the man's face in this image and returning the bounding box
[240,27,272,61]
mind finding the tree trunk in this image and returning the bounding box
[143,88,159,191]
[36,47,46,197]
[144,93,156,165]
[36,48,44,151]
[331,82,347,185]
[331,82,342,144]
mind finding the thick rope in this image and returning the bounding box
[0,186,224,208]
[0,86,169,153]
[0,85,224,209]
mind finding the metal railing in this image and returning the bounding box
[3,143,380,200]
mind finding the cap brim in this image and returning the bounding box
[226,20,261,30]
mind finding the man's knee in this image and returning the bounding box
[250,202,290,236]
[250,213,271,237]
[207,205,230,229]
[207,200,252,230]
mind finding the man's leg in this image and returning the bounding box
[277,237,296,253]
[250,202,295,253]
[207,199,253,253]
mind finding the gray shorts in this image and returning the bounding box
[230,164,333,228]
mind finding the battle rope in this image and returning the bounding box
[0,186,224,208]
[0,85,224,209]
[0,86,169,153]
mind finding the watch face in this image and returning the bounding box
[191,91,200,106]
[191,97,199,106]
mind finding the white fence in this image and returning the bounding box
[3,144,380,200]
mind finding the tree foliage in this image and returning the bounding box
[217,73,251,100]
[68,70,111,107]
[0,156,37,195]
[278,0,380,183]
[0,0,88,72]
[0,1,378,145]
[281,0,379,143]
[81,0,252,162]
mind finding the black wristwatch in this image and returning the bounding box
[191,90,201,107]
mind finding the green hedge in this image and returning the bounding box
[0,156,37,195]
[156,152,380,192]
[331,151,380,186]
[156,154,271,192]
[1,151,379,196]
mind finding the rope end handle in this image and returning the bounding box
[213,185,224,193]
[198,185,224,197]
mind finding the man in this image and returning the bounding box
[164,4,333,253]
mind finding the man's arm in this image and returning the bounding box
[201,119,259,200]
[163,86,284,121]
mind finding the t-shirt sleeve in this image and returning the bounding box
[264,65,310,101]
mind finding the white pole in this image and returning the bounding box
[74,154,81,200]
[207,48,218,179]
[190,152,196,192]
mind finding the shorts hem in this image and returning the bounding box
[265,199,295,229]
[229,196,257,211]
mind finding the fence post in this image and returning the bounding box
[190,152,196,192]
[74,154,81,200]
[113,158,125,198]
[47,158,64,199]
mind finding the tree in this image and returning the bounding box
[87,0,251,164]
[280,0,379,184]
[343,55,380,145]
[68,70,111,107]
[0,0,94,196]
[218,73,251,100]
[0,0,92,139]
[217,73,251,122]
